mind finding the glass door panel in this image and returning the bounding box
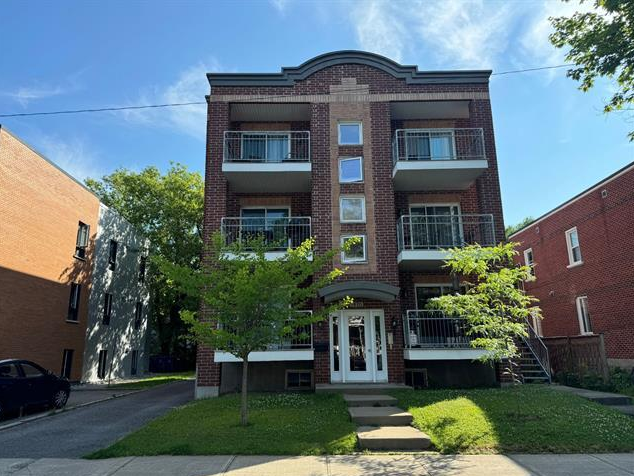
[347,314,367,372]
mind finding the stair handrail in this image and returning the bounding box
[521,316,552,383]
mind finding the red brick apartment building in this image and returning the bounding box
[511,161,634,369]
[196,51,509,398]
[0,126,150,382]
[0,126,100,381]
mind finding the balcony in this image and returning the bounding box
[396,214,495,269]
[392,128,488,191]
[221,216,312,260]
[403,310,488,360]
[222,131,311,192]
[215,312,314,362]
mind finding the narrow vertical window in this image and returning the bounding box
[103,293,113,325]
[130,350,138,376]
[523,248,535,277]
[75,222,89,259]
[565,227,582,266]
[108,240,118,271]
[97,350,108,379]
[61,349,74,379]
[67,283,81,322]
[576,296,592,335]
[134,302,143,330]
[139,256,147,283]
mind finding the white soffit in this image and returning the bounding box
[390,100,470,120]
[230,103,311,122]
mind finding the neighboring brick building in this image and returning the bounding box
[0,126,149,381]
[197,51,507,398]
[510,161,634,369]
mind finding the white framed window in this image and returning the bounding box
[338,122,362,145]
[565,227,583,267]
[524,248,535,276]
[575,296,592,335]
[340,196,366,223]
[341,235,366,263]
[339,157,363,183]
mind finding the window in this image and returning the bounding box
[108,240,118,271]
[415,284,466,310]
[0,363,20,378]
[97,350,108,379]
[103,293,113,325]
[565,227,582,266]
[338,122,362,145]
[576,296,592,335]
[404,130,455,160]
[61,349,74,379]
[524,248,535,276]
[339,196,366,223]
[134,302,143,330]
[21,362,45,378]
[67,283,81,322]
[285,370,312,390]
[241,132,290,162]
[130,350,139,376]
[75,222,89,259]
[341,235,366,263]
[139,256,147,283]
[409,204,462,249]
[339,157,363,183]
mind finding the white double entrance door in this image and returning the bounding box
[330,309,388,383]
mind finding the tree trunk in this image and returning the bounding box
[240,356,249,426]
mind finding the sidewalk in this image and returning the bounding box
[1,454,633,476]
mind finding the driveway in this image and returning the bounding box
[0,380,194,458]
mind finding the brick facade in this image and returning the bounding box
[511,163,634,368]
[0,127,100,381]
[199,53,505,394]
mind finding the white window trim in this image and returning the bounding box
[403,128,457,160]
[409,202,462,215]
[338,121,363,145]
[565,227,583,267]
[339,156,364,183]
[339,196,366,223]
[575,295,592,335]
[240,131,291,162]
[523,248,535,276]
[414,283,466,310]
[240,206,292,216]
[341,234,367,263]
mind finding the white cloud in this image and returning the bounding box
[120,59,221,140]
[270,0,291,14]
[352,0,406,62]
[2,72,85,107]
[37,134,104,182]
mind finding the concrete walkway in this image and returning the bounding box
[1,454,633,476]
[551,385,634,416]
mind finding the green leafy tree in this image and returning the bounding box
[505,216,534,239]
[85,163,203,364]
[428,243,541,363]
[550,0,634,140]
[161,234,355,426]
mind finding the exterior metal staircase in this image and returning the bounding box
[516,318,551,384]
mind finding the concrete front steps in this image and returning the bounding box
[339,392,431,451]
[315,383,410,395]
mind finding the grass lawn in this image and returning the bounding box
[106,372,195,390]
[87,393,356,458]
[392,385,634,454]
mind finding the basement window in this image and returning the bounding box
[285,370,313,390]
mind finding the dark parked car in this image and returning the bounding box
[0,359,70,419]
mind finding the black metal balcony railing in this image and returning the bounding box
[269,311,313,350]
[392,128,486,165]
[403,310,473,349]
[397,214,495,252]
[221,217,311,251]
[223,131,310,163]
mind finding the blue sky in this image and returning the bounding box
[1,0,632,226]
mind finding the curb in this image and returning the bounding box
[0,389,146,432]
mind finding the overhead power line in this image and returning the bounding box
[0,63,576,119]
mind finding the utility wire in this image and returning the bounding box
[0,63,576,119]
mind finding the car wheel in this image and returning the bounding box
[51,390,69,409]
